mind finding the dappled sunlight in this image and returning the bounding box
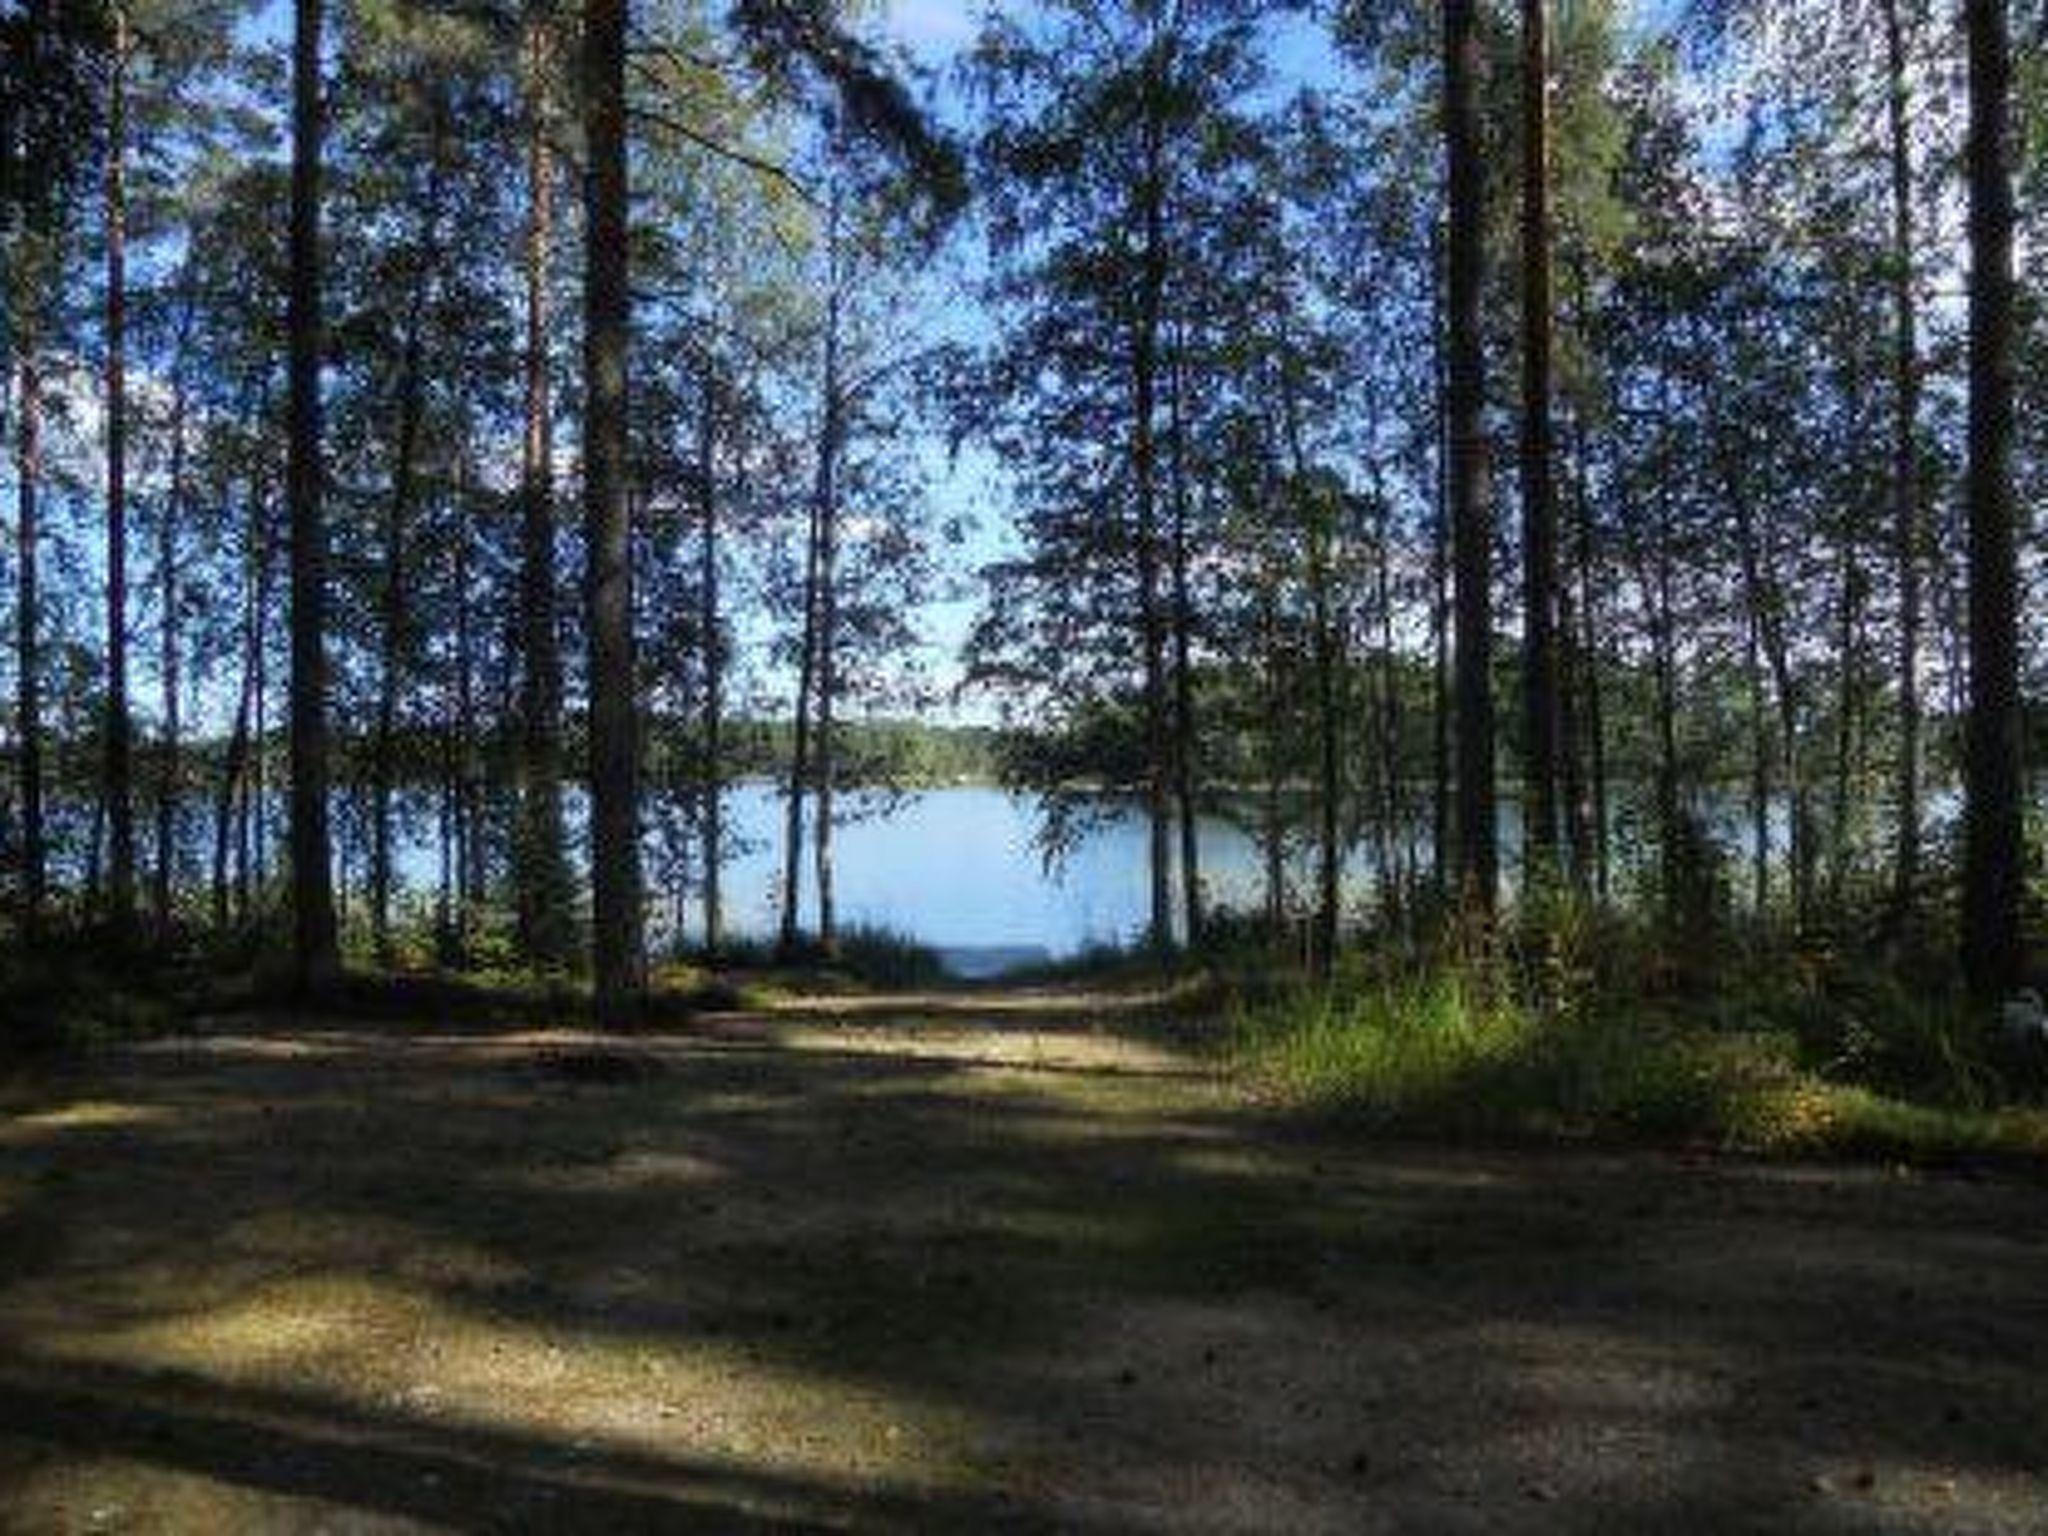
[505,1148,729,1196]
[0,1000,2043,1530]
[0,1100,171,1144]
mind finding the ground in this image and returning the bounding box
[0,985,2044,1533]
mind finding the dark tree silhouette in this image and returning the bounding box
[287,0,339,995]
[1960,0,2024,999]
[584,0,645,1026]
[1445,0,1496,913]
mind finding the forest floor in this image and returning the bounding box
[0,983,2045,1533]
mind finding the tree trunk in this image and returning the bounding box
[451,447,480,962]
[1746,611,1771,914]
[778,442,823,956]
[1445,0,1496,914]
[14,347,44,935]
[1567,255,1608,901]
[1880,0,1925,925]
[215,474,272,932]
[1167,329,1201,948]
[517,0,572,970]
[1829,528,1865,906]
[1372,473,1405,921]
[155,319,191,935]
[1132,31,1173,952]
[583,0,644,1025]
[697,359,723,955]
[1960,0,2023,1000]
[103,6,136,937]
[814,253,842,958]
[369,243,435,968]
[287,0,339,993]
[1518,0,1559,890]
[1311,506,1341,979]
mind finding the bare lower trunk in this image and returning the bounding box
[15,346,45,935]
[779,431,825,956]
[517,2,572,970]
[697,362,723,954]
[1167,333,1201,947]
[1446,0,1496,914]
[1881,0,1925,926]
[1960,0,2022,999]
[103,9,136,936]
[583,0,644,1024]
[1518,0,1559,890]
[155,337,190,934]
[287,0,339,991]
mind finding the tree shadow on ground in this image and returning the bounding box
[0,992,2044,1532]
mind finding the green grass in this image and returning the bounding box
[1230,962,2048,1164]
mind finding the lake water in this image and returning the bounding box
[251,776,2001,975]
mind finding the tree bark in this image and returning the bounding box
[1880,0,1925,925]
[369,209,437,968]
[814,218,843,958]
[517,0,572,970]
[1445,0,1496,915]
[155,314,191,935]
[103,6,136,937]
[1960,0,2024,999]
[1131,25,1174,951]
[583,0,644,1024]
[1518,0,1559,891]
[1167,329,1201,948]
[287,0,339,993]
[778,434,823,956]
[14,347,44,936]
[697,359,723,955]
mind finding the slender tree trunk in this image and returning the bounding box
[1567,254,1608,901]
[1830,529,1865,905]
[287,0,339,992]
[583,0,644,1024]
[1428,220,1452,904]
[452,448,480,961]
[1637,533,1682,919]
[697,360,723,954]
[1372,476,1404,921]
[516,0,571,970]
[1311,510,1341,978]
[1960,0,2024,1000]
[1445,0,1496,914]
[1167,331,1201,947]
[1557,482,1588,888]
[1132,35,1173,952]
[1518,0,1559,891]
[1746,612,1772,914]
[813,536,838,956]
[1430,421,1452,903]
[14,347,44,935]
[813,241,843,958]
[103,6,136,937]
[1579,541,1610,904]
[778,448,823,956]
[1261,577,1287,936]
[216,476,271,931]
[155,340,188,935]
[1880,0,1925,925]
[370,255,434,968]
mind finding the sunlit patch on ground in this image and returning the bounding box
[0,1101,171,1144]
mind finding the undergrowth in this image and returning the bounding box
[1230,908,2048,1163]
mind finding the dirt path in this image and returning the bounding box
[0,987,2044,1533]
